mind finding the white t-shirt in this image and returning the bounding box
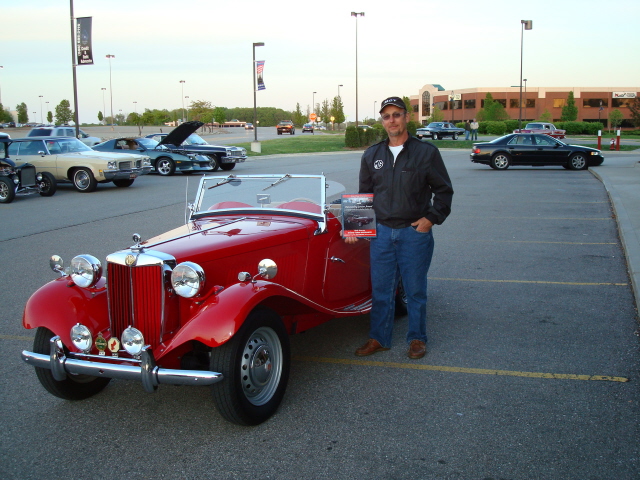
[389,145,403,164]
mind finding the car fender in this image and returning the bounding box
[22,276,109,347]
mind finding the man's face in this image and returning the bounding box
[381,106,408,138]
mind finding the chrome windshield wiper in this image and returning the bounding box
[207,175,237,190]
[262,174,291,191]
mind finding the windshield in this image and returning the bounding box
[137,138,159,148]
[193,175,336,218]
[47,138,92,153]
[183,134,208,146]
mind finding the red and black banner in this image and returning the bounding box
[76,17,94,65]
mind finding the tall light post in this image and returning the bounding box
[351,12,364,126]
[101,88,106,125]
[106,54,115,130]
[450,91,455,123]
[338,84,343,100]
[312,91,317,130]
[374,100,377,121]
[38,95,43,124]
[0,65,3,106]
[523,79,527,121]
[518,20,532,131]
[45,101,49,123]
[133,101,137,114]
[184,96,189,121]
[179,80,185,123]
[252,42,264,146]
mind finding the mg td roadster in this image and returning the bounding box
[21,174,374,425]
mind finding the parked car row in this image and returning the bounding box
[0,122,248,203]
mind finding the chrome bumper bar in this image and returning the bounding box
[21,336,223,393]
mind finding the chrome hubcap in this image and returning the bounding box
[75,171,90,189]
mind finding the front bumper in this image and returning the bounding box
[220,156,247,164]
[21,335,223,393]
[103,168,144,181]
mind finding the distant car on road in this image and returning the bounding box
[146,121,246,171]
[277,121,295,135]
[470,133,604,170]
[513,122,566,139]
[416,122,465,140]
[357,125,373,132]
[93,137,214,176]
[27,126,102,146]
[245,123,254,130]
[302,123,314,133]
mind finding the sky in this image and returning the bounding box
[3,0,639,125]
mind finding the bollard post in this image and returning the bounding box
[597,130,601,150]
[616,130,621,151]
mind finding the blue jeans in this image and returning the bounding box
[471,129,478,141]
[465,130,470,140]
[368,223,435,348]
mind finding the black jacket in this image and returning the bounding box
[359,136,453,228]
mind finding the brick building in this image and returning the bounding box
[410,85,639,128]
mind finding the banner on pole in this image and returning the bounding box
[76,17,94,65]
[256,60,265,91]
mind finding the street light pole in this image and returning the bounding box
[519,20,532,131]
[0,66,3,106]
[450,91,454,124]
[338,84,343,100]
[39,95,43,124]
[351,12,364,126]
[374,100,377,121]
[252,42,265,146]
[179,80,185,123]
[184,96,189,121]
[106,54,115,130]
[523,79,527,122]
[313,91,316,132]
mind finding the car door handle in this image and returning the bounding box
[330,256,345,263]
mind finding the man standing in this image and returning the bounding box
[346,96,453,359]
[464,119,471,141]
[470,118,479,141]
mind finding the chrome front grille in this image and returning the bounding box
[118,161,132,170]
[21,166,36,185]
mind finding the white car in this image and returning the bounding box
[27,126,102,146]
[7,136,151,192]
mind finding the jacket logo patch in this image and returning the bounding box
[374,159,384,170]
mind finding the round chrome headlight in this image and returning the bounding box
[122,326,145,356]
[70,254,102,288]
[171,262,205,298]
[70,324,92,352]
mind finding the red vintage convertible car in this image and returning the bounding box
[21,174,375,425]
[513,122,566,139]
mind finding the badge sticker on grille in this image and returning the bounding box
[125,254,136,266]
[108,337,120,357]
[95,332,107,356]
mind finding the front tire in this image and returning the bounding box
[72,168,98,192]
[490,153,511,170]
[33,327,111,400]
[210,308,290,426]
[113,179,134,187]
[568,153,587,170]
[0,177,16,203]
[452,133,458,140]
[155,157,176,176]
[208,155,220,172]
[219,163,236,171]
[39,172,57,196]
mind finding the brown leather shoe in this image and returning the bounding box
[355,339,389,356]
[407,340,426,359]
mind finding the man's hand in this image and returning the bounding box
[342,232,359,244]
[411,217,434,233]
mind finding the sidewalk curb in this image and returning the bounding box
[590,166,640,312]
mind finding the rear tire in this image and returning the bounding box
[32,327,111,400]
[39,172,57,196]
[72,168,98,192]
[490,153,511,170]
[0,177,15,203]
[210,308,290,425]
[220,163,236,171]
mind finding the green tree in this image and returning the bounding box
[47,111,53,124]
[628,97,640,127]
[426,106,444,123]
[54,100,73,125]
[539,109,553,122]
[188,100,214,122]
[561,91,578,121]
[16,102,29,124]
[477,93,509,121]
[98,111,103,124]
[0,104,12,123]
[320,99,330,125]
[608,109,624,131]
[213,106,226,125]
[330,96,345,127]
[292,103,305,126]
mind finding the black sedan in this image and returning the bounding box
[470,134,604,170]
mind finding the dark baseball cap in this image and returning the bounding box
[379,96,406,113]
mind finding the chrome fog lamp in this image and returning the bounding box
[70,254,102,288]
[122,326,145,356]
[70,323,92,352]
[171,262,205,298]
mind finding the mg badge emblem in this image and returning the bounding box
[125,254,136,266]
